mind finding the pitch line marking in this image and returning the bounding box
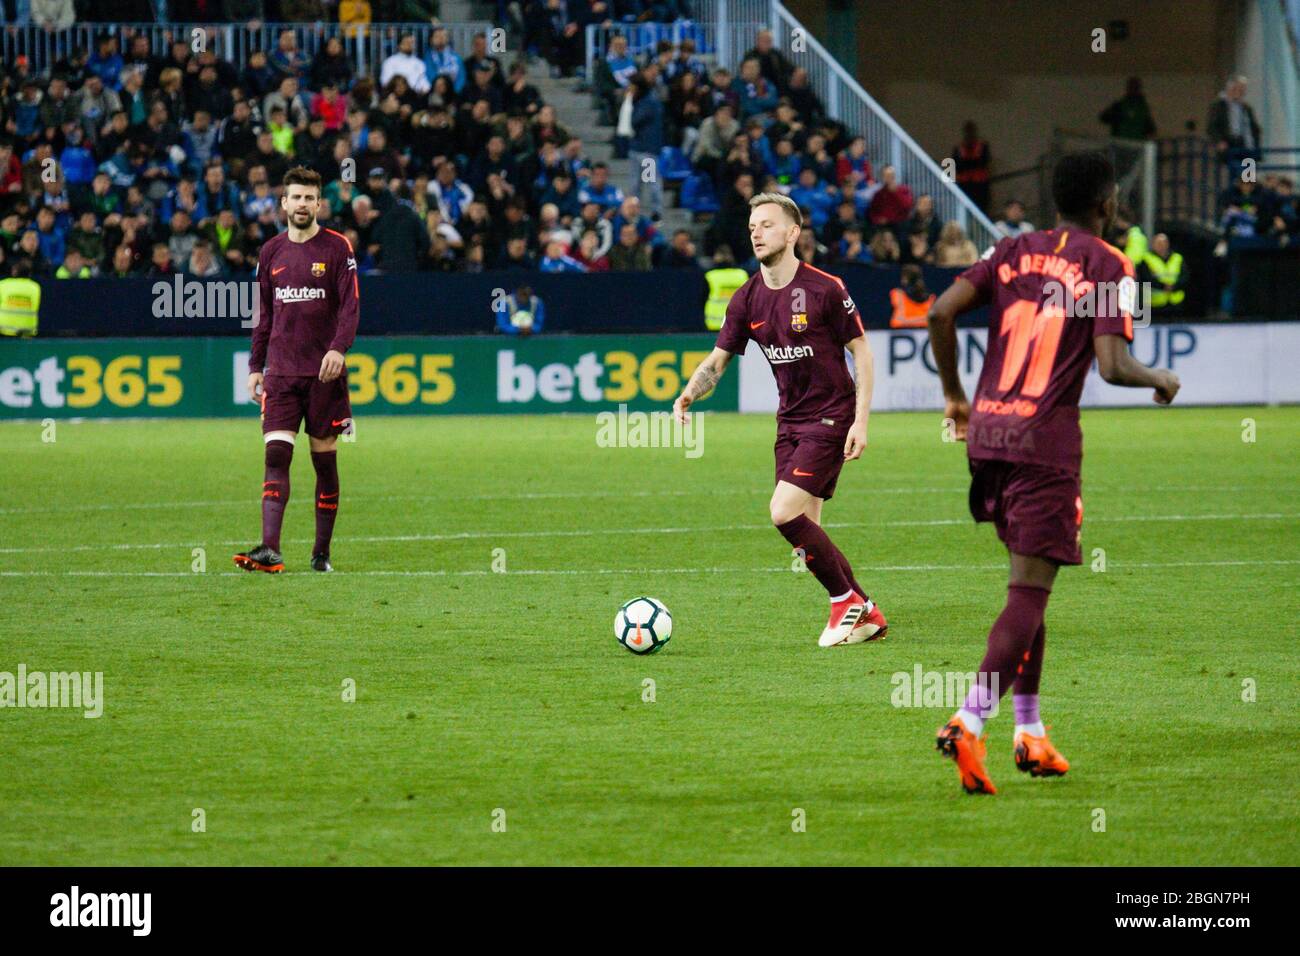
[0,511,1297,556]
[0,484,1293,517]
[0,559,1297,578]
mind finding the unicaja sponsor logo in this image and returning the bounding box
[890,664,999,716]
[0,664,103,718]
[50,886,151,936]
[596,403,704,459]
[762,343,814,365]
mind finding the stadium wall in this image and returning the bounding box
[738,321,1300,412]
[30,266,982,337]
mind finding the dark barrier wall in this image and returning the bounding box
[31,264,984,338]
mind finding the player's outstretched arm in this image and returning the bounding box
[1095,334,1180,404]
[928,277,979,439]
[843,335,874,460]
[673,347,733,424]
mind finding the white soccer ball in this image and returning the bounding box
[614,597,672,655]
[511,309,534,329]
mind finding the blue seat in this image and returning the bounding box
[680,172,720,213]
[659,146,692,182]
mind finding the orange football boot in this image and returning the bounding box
[1013,729,1070,777]
[936,716,997,795]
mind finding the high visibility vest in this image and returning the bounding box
[1122,226,1148,266]
[704,267,749,331]
[1143,251,1184,307]
[954,141,989,185]
[889,287,935,328]
[0,276,40,336]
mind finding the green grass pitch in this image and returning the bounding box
[1,407,1296,866]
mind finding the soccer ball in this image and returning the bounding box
[511,310,533,330]
[615,597,672,654]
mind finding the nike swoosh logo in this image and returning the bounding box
[331,419,350,427]
[750,321,765,330]
[271,266,287,275]
[793,468,815,477]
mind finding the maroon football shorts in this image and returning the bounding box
[774,420,851,500]
[968,458,1083,565]
[261,373,352,439]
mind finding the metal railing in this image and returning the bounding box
[1159,138,1300,230]
[623,0,999,249]
[0,21,494,80]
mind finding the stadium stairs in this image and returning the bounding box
[524,60,704,256]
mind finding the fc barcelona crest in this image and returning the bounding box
[791,312,808,332]
[311,261,327,277]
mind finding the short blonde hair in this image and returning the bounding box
[748,192,802,228]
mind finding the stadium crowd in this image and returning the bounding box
[0,6,988,286]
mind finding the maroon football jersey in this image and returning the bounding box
[958,228,1135,473]
[250,227,360,376]
[715,262,865,426]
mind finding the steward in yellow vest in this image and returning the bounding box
[1138,233,1185,310]
[0,266,41,336]
[704,247,749,331]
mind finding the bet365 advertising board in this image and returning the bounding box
[0,335,734,418]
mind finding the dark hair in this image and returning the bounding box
[283,166,323,193]
[1051,151,1115,220]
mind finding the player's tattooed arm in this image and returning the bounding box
[928,277,978,439]
[674,347,732,423]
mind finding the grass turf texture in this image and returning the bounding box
[1,407,1296,866]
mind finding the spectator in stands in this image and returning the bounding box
[56,247,92,279]
[573,229,611,272]
[241,50,278,100]
[932,220,978,267]
[1099,77,1156,140]
[185,239,224,278]
[952,120,991,213]
[869,228,901,265]
[577,162,624,212]
[836,224,872,264]
[836,136,874,189]
[338,0,373,41]
[692,102,739,176]
[31,0,75,31]
[1207,75,1261,168]
[270,29,311,84]
[373,193,430,272]
[540,236,587,272]
[264,77,309,135]
[789,167,836,230]
[13,230,51,278]
[609,222,652,271]
[167,210,198,266]
[745,29,794,94]
[666,39,707,86]
[309,37,354,91]
[994,199,1034,238]
[905,193,941,249]
[822,200,860,249]
[787,68,824,124]
[794,227,829,266]
[191,65,234,123]
[1137,232,1186,313]
[668,71,709,160]
[465,32,505,90]
[628,77,666,219]
[423,27,466,96]
[867,165,914,231]
[147,242,176,278]
[733,58,778,120]
[379,33,431,97]
[202,208,250,273]
[660,229,701,270]
[1219,177,1263,239]
[1263,177,1298,244]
